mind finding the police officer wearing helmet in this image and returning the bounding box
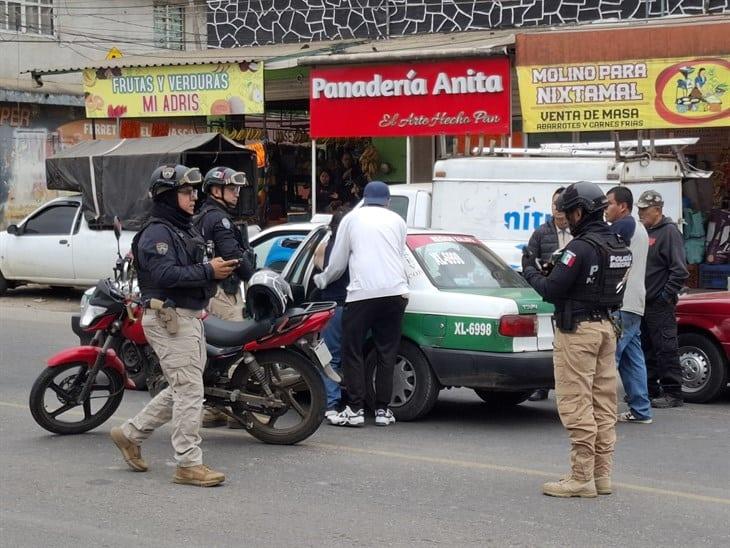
[110,164,238,487]
[195,166,255,322]
[521,181,632,499]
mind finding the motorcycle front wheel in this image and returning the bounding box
[229,349,326,445]
[29,362,125,435]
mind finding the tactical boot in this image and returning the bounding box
[543,476,597,498]
[595,477,612,495]
[110,426,148,472]
[202,407,228,428]
[173,465,225,487]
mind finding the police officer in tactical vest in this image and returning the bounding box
[522,181,632,498]
[195,166,255,322]
[110,164,237,487]
[195,166,255,429]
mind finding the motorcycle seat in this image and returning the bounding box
[203,316,272,348]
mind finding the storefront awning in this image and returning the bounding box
[26,41,341,79]
[297,29,515,66]
[516,15,730,66]
[0,77,83,106]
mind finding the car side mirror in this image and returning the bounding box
[6,224,18,235]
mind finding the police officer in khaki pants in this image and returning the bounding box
[110,164,237,487]
[195,166,255,321]
[194,167,256,428]
[522,182,631,498]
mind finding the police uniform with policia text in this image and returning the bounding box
[109,164,237,487]
[522,181,632,498]
[195,166,255,322]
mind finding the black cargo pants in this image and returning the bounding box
[641,298,683,398]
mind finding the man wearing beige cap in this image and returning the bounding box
[637,190,688,409]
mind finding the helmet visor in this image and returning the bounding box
[181,168,203,185]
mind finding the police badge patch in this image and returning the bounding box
[156,242,169,255]
[161,166,175,179]
[221,218,231,229]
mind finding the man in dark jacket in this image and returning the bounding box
[637,190,688,409]
[525,187,571,401]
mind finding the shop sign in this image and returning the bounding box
[82,62,264,118]
[518,56,730,133]
[309,57,511,138]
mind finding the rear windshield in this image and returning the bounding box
[390,195,409,222]
[407,234,528,289]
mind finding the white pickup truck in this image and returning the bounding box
[0,195,261,294]
[0,196,136,293]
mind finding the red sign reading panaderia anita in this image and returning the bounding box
[309,57,511,138]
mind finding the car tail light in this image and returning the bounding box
[499,315,538,337]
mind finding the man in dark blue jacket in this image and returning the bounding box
[637,190,688,409]
[110,164,236,487]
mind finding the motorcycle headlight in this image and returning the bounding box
[79,303,109,328]
[80,287,94,311]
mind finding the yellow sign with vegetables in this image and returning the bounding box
[82,62,264,118]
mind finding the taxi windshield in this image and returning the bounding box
[407,235,527,290]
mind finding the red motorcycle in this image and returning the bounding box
[29,224,337,445]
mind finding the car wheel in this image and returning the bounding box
[473,390,532,407]
[679,333,728,403]
[366,340,440,421]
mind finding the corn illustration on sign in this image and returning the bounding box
[83,62,265,118]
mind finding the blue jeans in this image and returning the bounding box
[615,311,653,420]
[321,305,343,410]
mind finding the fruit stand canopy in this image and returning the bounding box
[46,132,254,230]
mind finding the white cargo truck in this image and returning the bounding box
[388,138,710,269]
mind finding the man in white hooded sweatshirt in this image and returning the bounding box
[314,181,409,427]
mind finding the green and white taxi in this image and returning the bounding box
[283,227,555,421]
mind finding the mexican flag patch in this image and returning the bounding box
[560,250,577,267]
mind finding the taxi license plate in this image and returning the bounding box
[313,340,332,366]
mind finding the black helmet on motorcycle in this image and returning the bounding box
[148,164,202,199]
[556,181,608,215]
[202,166,248,194]
[245,270,292,320]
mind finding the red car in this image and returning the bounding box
[676,291,730,403]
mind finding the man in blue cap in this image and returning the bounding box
[314,181,409,426]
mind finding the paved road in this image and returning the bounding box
[1,297,729,547]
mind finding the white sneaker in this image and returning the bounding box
[617,411,653,424]
[375,408,396,426]
[327,406,365,427]
[324,409,338,420]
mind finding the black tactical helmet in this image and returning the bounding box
[556,181,608,214]
[148,164,202,198]
[202,166,248,193]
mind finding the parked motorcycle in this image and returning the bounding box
[30,219,338,445]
